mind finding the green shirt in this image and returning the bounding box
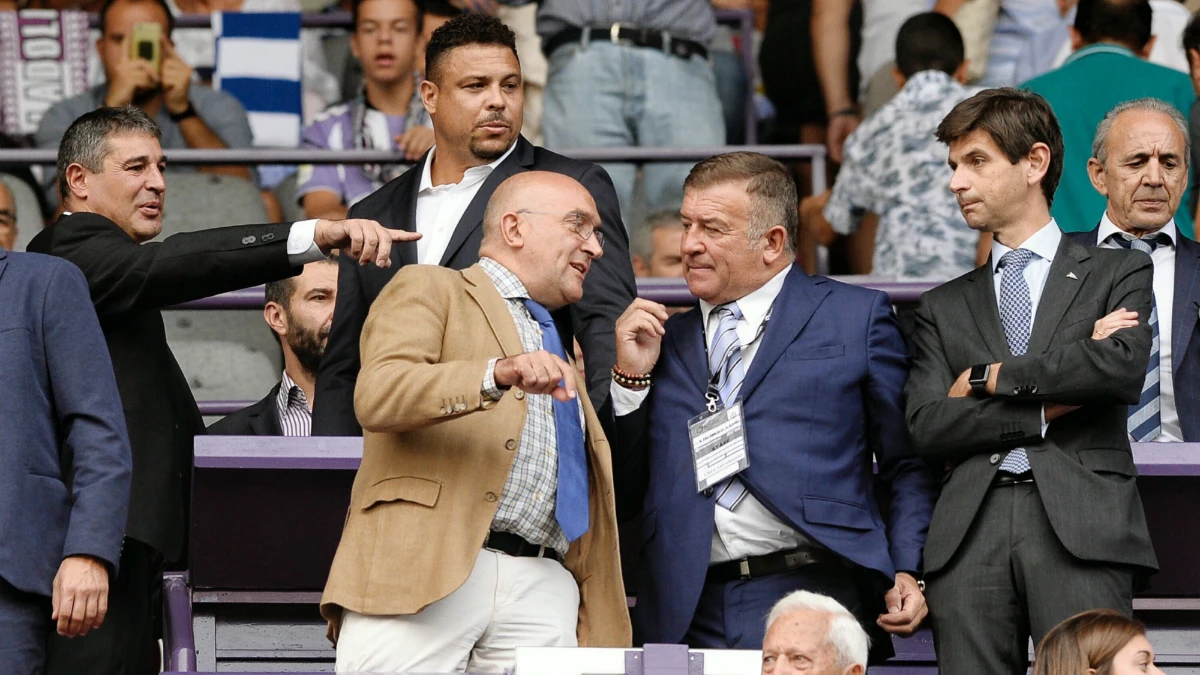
[1023,44,1195,238]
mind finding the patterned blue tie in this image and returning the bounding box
[1109,233,1166,441]
[709,304,749,510]
[997,249,1036,474]
[522,299,590,541]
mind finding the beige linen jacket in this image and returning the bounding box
[320,263,631,648]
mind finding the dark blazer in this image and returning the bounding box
[905,235,1159,577]
[0,250,131,596]
[28,212,298,561]
[608,265,937,650]
[312,136,637,436]
[207,384,283,436]
[1066,228,1200,441]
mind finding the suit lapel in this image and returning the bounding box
[1173,235,1200,374]
[964,262,1010,361]
[438,137,534,267]
[392,163,423,267]
[463,265,525,357]
[250,385,282,436]
[665,303,709,397]
[741,266,829,401]
[1027,237,1090,354]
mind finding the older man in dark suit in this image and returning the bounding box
[1068,97,1200,442]
[906,88,1158,675]
[312,14,637,435]
[28,105,414,675]
[0,248,131,674]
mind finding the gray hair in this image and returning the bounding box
[683,152,799,256]
[765,590,870,669]
[633,209,682,259]
[57,106,162,200]
[1092,98,1190,167]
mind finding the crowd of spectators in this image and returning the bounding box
[2,1,1200,674]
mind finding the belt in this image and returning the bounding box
[543,24,708,61]
[484,530,561,563]
[993,471,1035,486]
[705,547,843,585]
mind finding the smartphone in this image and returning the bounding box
[130,22,162,73]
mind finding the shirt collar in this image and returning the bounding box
[478,256,530,301]
[699,264,793,331]
[418,139,518,192]
[278,370,309,411]
[895,69,962,103]
[990,220,1062,276]
[1064,43,1137,66]
[1097,211,1177,248]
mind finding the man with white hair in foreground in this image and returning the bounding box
[761,591,870,675]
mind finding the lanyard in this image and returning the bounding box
[703,303,774,412]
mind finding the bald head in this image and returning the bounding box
[0,181,17,251]
[479,171,604,309]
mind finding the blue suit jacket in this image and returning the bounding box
[609,265,936,645]
[0,250,131,596]
[1066,228,1200,441]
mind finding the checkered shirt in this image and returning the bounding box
[478,257,575,556]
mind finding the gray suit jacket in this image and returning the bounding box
[905,235,1159,576]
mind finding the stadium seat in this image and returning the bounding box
[1,173,46,252]
[158,173,281,412]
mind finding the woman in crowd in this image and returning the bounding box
[1034,609,1164,675]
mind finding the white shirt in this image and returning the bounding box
[991,220,1062,436]
[1097,214,1181,442]
[612,265,816,563]
[414,143,517,265]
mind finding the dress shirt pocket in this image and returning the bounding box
[361,475,442,511]
[785,344,846,361]
[802,497,873,531]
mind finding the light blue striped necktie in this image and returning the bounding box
[1109,232,1166,441]
[997,249,1036,474]
[709,303,750,510]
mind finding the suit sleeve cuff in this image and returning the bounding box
[287,219,325,265]
[611,379,649,416]
[1040,405,1048,437]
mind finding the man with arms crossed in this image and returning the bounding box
[906,88,1158,674]
[1069,98,1200,441]
[322,171,629,672]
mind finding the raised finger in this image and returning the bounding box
[347,224,365,260]
[372,227,392,267]
[551,356,578,400]
[389,228,422,242]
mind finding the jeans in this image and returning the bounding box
[543,37,725,233]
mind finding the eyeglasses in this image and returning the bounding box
[517,209,605,248]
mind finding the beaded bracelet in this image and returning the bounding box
[611,365,652,390]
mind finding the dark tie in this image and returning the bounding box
[997,248,1036,474]
[521,299,590,541]
[1108,232,1167,441]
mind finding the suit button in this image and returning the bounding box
[1012,387,1021,395]
[485,492,498,502]
[514,390,525,400]
[990,453,1001,465]
[505,439,517,451]
[703,487,714,498]
[262,232,275,241]
[439,407,447,415]
[1030,386,1038,394]
[241,235,256,245]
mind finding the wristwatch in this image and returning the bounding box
[169,103,198,122]
[968,363,991,398]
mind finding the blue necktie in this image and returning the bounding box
[709,303,749,510]
[1109,232,1166,441]
[997,249,1036,474]
[522,299,590,541]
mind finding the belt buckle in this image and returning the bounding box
[738,559,752,580]
[609,22,626,44]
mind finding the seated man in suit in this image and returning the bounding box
[0,248,131,675]
[1069,97,1200,441]
[608,152,936,661]
[209,259,338,436]
[312,13,636,436]
[761,591,869,675]
[28,105,413,675]
[322,171,630,672]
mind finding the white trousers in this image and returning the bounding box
[335,548,580,673]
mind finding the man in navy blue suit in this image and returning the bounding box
[606,152,936,661]
[0,249,132,674]
[1070,97,1200,441]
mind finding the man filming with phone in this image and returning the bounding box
[38,0,257,196]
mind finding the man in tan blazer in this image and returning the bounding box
[321,170,631,672]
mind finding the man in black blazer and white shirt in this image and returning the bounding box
[28,106,416,675]
[312,14,637,435]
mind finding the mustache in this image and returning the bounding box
[478,112,510,126]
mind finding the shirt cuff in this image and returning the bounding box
[1040,405,1049,437]
[287,219,326,265]
[482,357,504,402]
[611,379,650,416]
